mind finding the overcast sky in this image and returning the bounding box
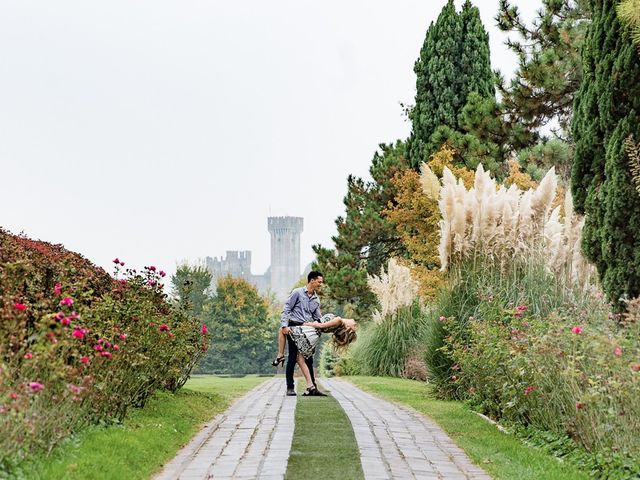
[0,0,539,282]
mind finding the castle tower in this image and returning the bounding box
[268,216,303,301]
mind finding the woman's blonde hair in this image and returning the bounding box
[331,322,357,350]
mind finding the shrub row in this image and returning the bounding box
[0,229,208,470]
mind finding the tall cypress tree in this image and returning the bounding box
[459,0,494,100]
[571,0,640,310]
[408,0,494,168]
[409,0,462,166]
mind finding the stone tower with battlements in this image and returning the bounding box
[268,216,303,300]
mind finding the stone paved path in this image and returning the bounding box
[321,378,492,480]
[154,378,295,480]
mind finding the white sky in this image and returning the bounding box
[0,0,539,281]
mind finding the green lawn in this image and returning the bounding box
[19,375,270,480]
[285,382,364,480]
[347,376,590,480]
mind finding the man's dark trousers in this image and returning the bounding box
[286,334,315,389]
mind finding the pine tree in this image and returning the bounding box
[496,0,590,141]
[408,0,495,168]
[313,141,409,316]
[617,0,640,50]
[571,0,640,310]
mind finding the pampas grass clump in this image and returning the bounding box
[438,163,594,288]
[367,258,419,323]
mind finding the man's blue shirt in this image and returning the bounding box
[280,287,321,327]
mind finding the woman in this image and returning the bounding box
[271,314,357,395]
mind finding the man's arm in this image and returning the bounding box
[280,290,298,328]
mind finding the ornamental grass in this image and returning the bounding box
[437,163,594,289]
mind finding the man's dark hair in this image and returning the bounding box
[307,271,324,283]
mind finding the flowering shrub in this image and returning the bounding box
[0,230,208,469]
[441,301,640,478]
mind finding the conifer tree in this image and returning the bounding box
[408,0,495,167]
[617,0,640,50]
[496,0,590,141]
[571,0,640,309]
[313,141,409,316]
[459,0,494,100]
[408,0,461,166]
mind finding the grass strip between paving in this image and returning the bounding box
[285,380,364,480]
[347,376,590,480]
[18,375,270,480]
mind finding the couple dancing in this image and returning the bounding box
[272,271,358,396]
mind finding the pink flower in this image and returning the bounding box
[524,386,536,396]
[94,344,103,351]
[113,344,120,351]
[72,328,85,339]
[61,317,71,326]
[201,324,209,335]
[514,311,524,318]
[631,363,640,372]
[120,279,127,286]
[54,311,65,321]
[9,392,18,400]
[576,402,586,410]
[571,326,583,334]
[54,282,62,295]
[119,334,126,340]
[29,382,44,392]
[159,270,166,277]
[100,351,112,358]
[169,333,175,338]
[113,258,120,264]
[439,316,446,322]
[147,280,157,286]
[159,324,170,332]
[80,356,89,365]
[148,265,157,271]
[68,384,83,395]
[23,352,33,360]
[60,297,74,306]
[14,303,27,311]
[613,346,623,357]
[120,261,125,266]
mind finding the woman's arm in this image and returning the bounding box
[303,317,342,329]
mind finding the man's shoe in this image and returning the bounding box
[311,387,328,397]
[286,388,297,396]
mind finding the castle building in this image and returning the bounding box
[205,216,306,302]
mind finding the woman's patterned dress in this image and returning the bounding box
[289,313,337,359]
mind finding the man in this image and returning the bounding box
[280,271,327,396]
